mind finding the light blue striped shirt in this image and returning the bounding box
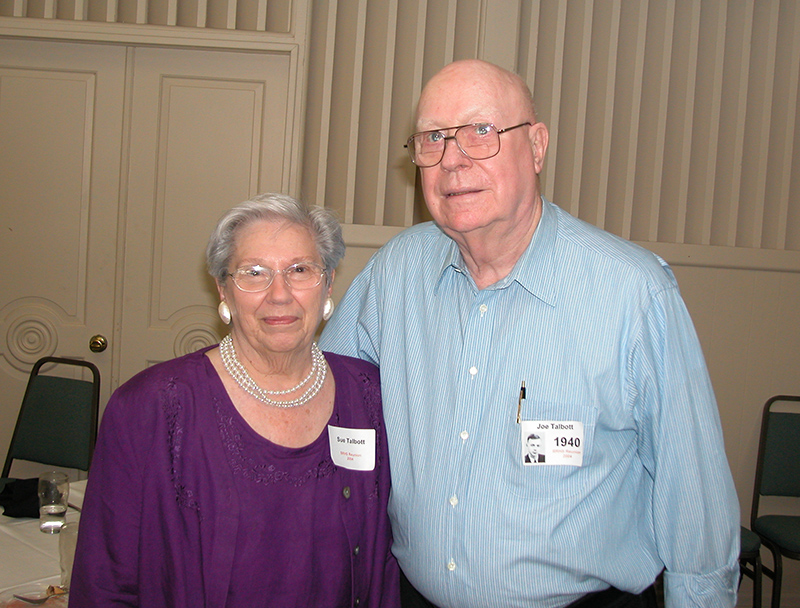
[321,199,739,608]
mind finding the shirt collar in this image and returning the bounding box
[434,197,558,306]
[434,233,465,293]
[506,197,558,306]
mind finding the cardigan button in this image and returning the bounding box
[342,486,351,499]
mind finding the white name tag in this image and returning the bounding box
[520,420,584,466]
[328,425,376,471]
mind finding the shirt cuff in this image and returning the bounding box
[663,563,739,608]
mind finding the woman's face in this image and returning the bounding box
[218,219,331,360]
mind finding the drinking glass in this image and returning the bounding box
[38,471,69,533]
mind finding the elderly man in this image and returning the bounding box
[321,59,739,608]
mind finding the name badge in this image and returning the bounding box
[328,425,376,471]
[520,420,584,466]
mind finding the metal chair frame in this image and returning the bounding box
[750,395,800,608]
[740,526,763,608]
[2,356,100,478]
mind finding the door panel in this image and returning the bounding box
[0,39,126,465]
[119,46,293,381]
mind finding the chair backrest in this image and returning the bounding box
[751,395,800,527]
[2,357,100,478]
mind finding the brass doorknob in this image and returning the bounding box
[89,334,108,353]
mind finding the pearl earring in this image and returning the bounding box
[218,301,232,325]
[323,297,335,321]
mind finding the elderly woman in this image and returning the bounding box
[70,193,400,607]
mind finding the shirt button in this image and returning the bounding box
[354,598,360,606]
[469,366,478,376]
[447,560,456,571]
[342,486,351,499]
[479,304,488,314]
[449,495,458,507]
[354,545,360,555]
[460,430,469,440]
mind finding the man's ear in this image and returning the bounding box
[529,122,549,174]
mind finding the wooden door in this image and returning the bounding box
[0,39,126,468]
[0,39,301,467]
[118,45,295,382]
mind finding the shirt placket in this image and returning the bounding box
[443,286,496,597]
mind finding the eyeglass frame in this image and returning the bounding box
[227,262,328,292]
[404,122,532,167]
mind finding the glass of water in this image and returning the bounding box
[38,471,69,533]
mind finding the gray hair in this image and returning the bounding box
[206,193,345,283]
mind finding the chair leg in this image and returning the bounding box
[738,559,746,590]
[754,555,762,608]
[770,550,782,608]
[738,554,764,608]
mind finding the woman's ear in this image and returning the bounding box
[327,269,336,297]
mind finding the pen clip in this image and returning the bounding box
[516,380,526,424]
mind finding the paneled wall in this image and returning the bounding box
[0,0,293,31]
[303,0,800,254]
[302,2,800,605]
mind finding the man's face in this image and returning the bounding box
[415,62,547,241]
[527,438,541,457]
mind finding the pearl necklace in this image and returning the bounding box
[219,334,327,408]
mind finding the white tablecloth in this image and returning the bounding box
[0,479,86,593]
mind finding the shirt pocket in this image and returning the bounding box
[501,401,598,500]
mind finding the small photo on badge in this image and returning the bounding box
[521,419,584,467]
[522,430,545,465]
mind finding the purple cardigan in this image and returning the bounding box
[70,348,400,607]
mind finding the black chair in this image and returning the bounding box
[2,356,100,482]
[751,395,800,608]
[740,526,762,608]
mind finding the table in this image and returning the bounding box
[0,479,86,593]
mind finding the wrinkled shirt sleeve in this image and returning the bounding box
[631,284,739,608]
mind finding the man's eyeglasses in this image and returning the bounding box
[404,122,531,168]
[228,263,326,292]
